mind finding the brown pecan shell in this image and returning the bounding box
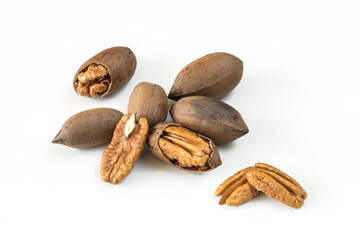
[146,122,221,173]
[52,108,123,148]
[73,47,136,98]
[168,52,243,100]
[128,82,168,128]
[170,96,249,145]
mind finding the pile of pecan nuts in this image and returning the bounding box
[53,46,307,209]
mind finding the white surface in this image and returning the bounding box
[1,0,359,239]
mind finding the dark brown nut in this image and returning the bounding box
[215,163,307,209]
[52,108,123,148]
[168,52,243,100]
[73,47,136,98]
[170,96,248,145]
[100,114,149,184]
[147,122,221,173]
[128,82,168,128]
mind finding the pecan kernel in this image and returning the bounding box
[215,163,307,209]
[100,114,149,184]
[159,126,212,168]
[76,64,110,97]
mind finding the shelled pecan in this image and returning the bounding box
[215,163,307,209]
[215,167,258,205]
[100,114,148,184]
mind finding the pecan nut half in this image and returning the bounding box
[215,167,258,205]
[100,114,149,184]
[147,122,221,172]
[215,163,307,209]
[246,163,307,209]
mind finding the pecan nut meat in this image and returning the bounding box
[215,163,307,209]
[246,163,307,209]
[254,163,307,200]
[147,122,221,172]
[215,167,257,205]
[100,114,149,184]
[76,64,110,97]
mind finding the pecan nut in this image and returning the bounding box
[52,108,123,148]
[76,64,110,97]
[168,52,243,100]
[215,163,307,208]
[170,96,249,145]
[215,167,257,205]
[246,163,307,209]
[147,122,221,172]
[100,114,149,184]
[128,82,168,128]
[73,47,137,98]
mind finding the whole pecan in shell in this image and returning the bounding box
[128,82,168,128]
[52,108,123,148]
[170,96,248,145]
[100,114,148,184]
[168,52,243,100]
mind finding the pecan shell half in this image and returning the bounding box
[100,114,148,184]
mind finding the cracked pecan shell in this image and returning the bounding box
[100,114,148,184]
[73,47,136,98]
[147,122,221,173]
[52,108,123,148]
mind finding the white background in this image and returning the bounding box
[1,0,359,239]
